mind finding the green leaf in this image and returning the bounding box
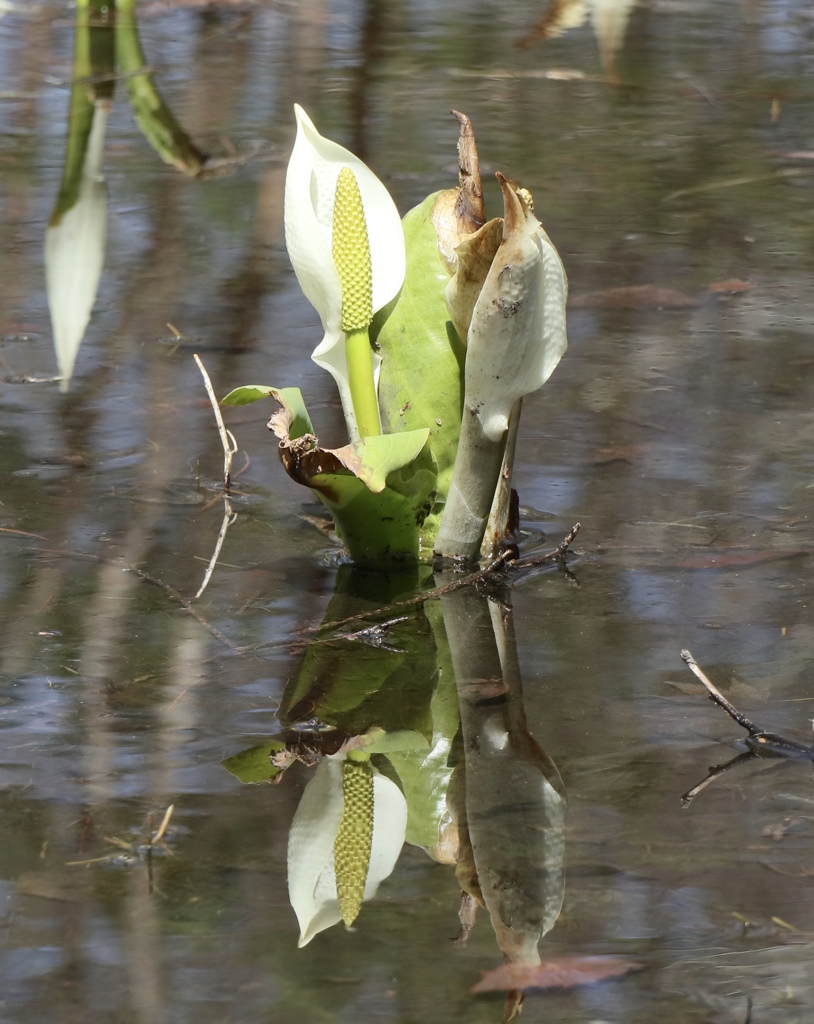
[222,742,286,784]
[221,385,315,439]
[385,600,461,852]
[312,440,435,566]
[374,192,466,549]
[280,564,439,735]
[268,389,435,566]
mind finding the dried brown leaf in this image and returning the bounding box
[472,955,643,993]
[707,278,752,294]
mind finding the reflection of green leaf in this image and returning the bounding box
[362,728,430,755]
[221,742,286,784]
[281,566,438,740]
[385,601,460,851]
[375,193,465,547]
[115,0,206,177]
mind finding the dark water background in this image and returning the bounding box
[3,1,814,1021]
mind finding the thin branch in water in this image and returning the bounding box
[150,803,175,847]
[680,649,814,804]
[194,352,238,492]
[237,524,581,656]
[194,502,238,600]
[680,649,760,734]
[128,564,239,650]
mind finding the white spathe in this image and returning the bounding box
[287,753,408,947]
[456,178,568,443]
[284,105,406,441]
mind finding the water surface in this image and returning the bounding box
[2,2,814,1021]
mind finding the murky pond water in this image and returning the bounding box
[3,1,814,1021]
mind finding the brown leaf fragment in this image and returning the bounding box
[592,443,646,465]
[570,284,698,309]
[472,955,643,993]
[707,278,752,294]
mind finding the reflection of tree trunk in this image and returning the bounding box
[124,870,166,1024]
[442,586,566,967]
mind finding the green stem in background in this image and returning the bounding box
[333,166,381,438]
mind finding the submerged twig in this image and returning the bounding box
[680,649,814,805]
[236,523,581,656]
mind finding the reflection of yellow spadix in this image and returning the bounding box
[334,759,374,927]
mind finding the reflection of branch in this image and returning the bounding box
[233,523,581,657]
[194,502,238,600]
[681,750,758,808]
[32,548,239,651]
[680,649,814,805]
[193,354,240,599]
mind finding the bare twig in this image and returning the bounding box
[680,649,814,805]
[680,649,760,733]
[234,523,581,656]
[150,804,175,847]
[511,521,581,570]
[194,352,238,492]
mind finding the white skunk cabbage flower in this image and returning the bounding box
[284,105,406,441]
[45,103,109,393]
[459,175,567,444]
[434,175,568,560]
[287,752,408,947]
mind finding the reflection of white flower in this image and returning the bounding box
[287,753,408,947]
[45,103,109,393]
[284,105,406,441]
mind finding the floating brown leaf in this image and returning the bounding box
[472,955,643,993]
[570,284,697,309]
[708,278,752,294]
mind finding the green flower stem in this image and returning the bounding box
[346,326,381,438]
[433,408,507,560]
[332,166,381,439]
